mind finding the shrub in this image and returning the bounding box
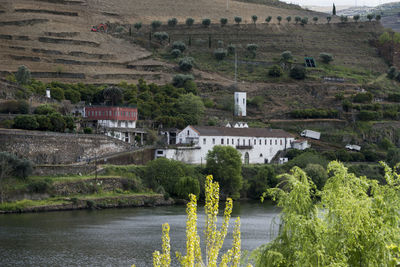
[14,115,39,130]
[358,110,382,121]
[178,57,194,72]
[265,16,272,23]
[203,99,214,108]
[252,15,258,24]
[313,16,318,23]
[234,16,242,25]
[353,14,360,22]
[15,65,31,85]
[388,93,400,102]
[220,18,228,27]
[301,17,308,25]
[290,65,306,79]
[0,100,29,114]
[295,16,301,24]
[340,15,348,23]
[227,44,236,55]
[175,176,200,200]
[367,14,374,21]
[64,89,81,104]
[286,151,328,169]
[248,165,277,199]
[153,32,169,44]
[151,20,162,30]
[246,43,258,58]
[305,164,327,190]
[83,127,93,134]
[167,18,178,27]
[320,52,333,64]
[353,92,373,103]
[202,18,211,27]
[34,104,56,115]
[134,22,142,31]
[115,26,125,33]
[172,41,186,52]
[387,66,398,79]
[268,65,283,77]
[248,96,264,110]
[281,51,293,62]
[379,137,394,150]
[286,16,292,23]
[172,74,194,88]
[27,180,51,193]
[171,49,181,58]
[327,16,332,23]
[36,115,51,130]
[376,14,381,21]
[277,16,282,24]
[49,112,66,132]
[51,87,65,101]
[290,108,338,119]
[214,48,227,60]
[185,18,194,26]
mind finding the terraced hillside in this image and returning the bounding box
[0,0,325,84]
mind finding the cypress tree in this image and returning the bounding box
[333,3,336,16]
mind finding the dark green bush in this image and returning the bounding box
[234,16,242,25]
[290,108,338,119]
[15,65,31,85]
[186,18,194,26]
[172,41,186,52]
[268,65,283,77]
[353,92,373,103]
[171,49,182,58]
[153,32,169,44]
[83,127,93,134]
[214,48,227,60]
[167,18,178,27]
[172,74,194,88]
[64,89,81,104]
[175,176,200,200]
[358,110,382,121]
[0,100,29,114]
[220,18,228,26]
[151,20,162,30]
[202,18,211,27]
[265,16,272,23]
[388,93,400,102]
[319,53,333,64]
[179,57,194,72]
[305,164,327,190]
[34,104,57,115]
[27,180,51,193]
[290,65,306,79]
[14,115,39,130]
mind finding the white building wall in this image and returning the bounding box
[98,120,136,129]
[160,133,294,164]
[234,92,247,117]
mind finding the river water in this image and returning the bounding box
[0,201,280,267]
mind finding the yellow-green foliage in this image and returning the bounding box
[153,175,250,267]
[255,161,400,267]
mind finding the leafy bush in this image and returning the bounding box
[15,65,31,85]
[277,16,282,24]
[175,176,200,199]
[265,16,272,23]
[295,16,301,24]
[290,65,306,79]
[14,115,39,130]
[305,164,327,190]
[246,44,258,58]
[153,32,169,44]
[268,65,283,77]
[171,49,182,58]
[388,93,400,102]
[220,18,228,26]
[227,44,235,55]
[290,108,338,118]
[27,180,51,193]
[387,66,398,79]
[286,16,292,23]
[301,17,308,25]
[202,18,211,27]
[83,127,93,134]
[34,104,56,115]
[64,89,81,104]
[251,15,258,24]
[319,53,333,64]
[234,16,242,25]
[353,92,373,103]
[214,48,227,60]
[179,57,194,72]
[151,20,162,30]
[247,165,277,199]
[0,152,33,180]
[281,51,293,62]
[167,18,178,27]
[51,87,65,101]
[358,110,382,121]
[172,74,194,88]
[134,22,142,31]
[0,100,29,114]
[172,41,186,52]
[285,151,328,169]
[185,18,194,26]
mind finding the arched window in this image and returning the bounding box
[260,153,263,157]
[244,152,249,164]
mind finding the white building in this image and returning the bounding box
[234,92,246,116]
[226,122,249,128]
[155,125,295,164]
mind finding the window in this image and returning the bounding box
[248,139,251,146]
[243,139,245,146]
[232,138,234,145]
[265,139,267,145]
[157,150,163,155]
[275,140,277,145]
[187,130,190,136]
[243,99,245,104]
[260,153,263,157]
[221,138,224,145]
[227,139,229,145]
[270,139,272,145]
[254,139,256,145]
[259,139,261,145]
[203,138,206,145]
[280,139,283,145]
[212,138,215,144]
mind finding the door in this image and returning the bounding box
[244,152,249,165]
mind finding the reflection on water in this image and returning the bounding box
[0,200,280,267]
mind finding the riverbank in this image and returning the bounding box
[0,193,174,214]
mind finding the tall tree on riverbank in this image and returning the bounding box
[332,3,336,16]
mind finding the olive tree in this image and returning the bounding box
[202,18,211,27]
[277,16,282,24]
[265,16,272,23]
[214,48,227,60]
[234,16,242,25]
[327,16,332,23]
[247,43,258,58]
[252,15,258,24]
[367,13,374,21]
[295,16,301,24]
[185,18,194,26]
[151,20,162,30]
[286,16,292,23]
[353,14,360,22]
[167,18,178,27]
[15,65,31,85]
[320,52,333,64]
[134,22,142,31]
[179,57,194,72]
[154,32,169,44]
[220,17,228,27]
[313,16,318,23]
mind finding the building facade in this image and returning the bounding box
[85,106,142,143]
[234,92,246,117]
[155,125,295,164]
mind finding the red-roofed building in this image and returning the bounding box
[85,106,138,129]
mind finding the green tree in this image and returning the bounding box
[179,57,194,72]
[304,163,327,190]
[387,148,400,167]
[177,93,205,125]
[265,16,272,23]
[206,146,243,199]
[294,16,301,24]
[214,48,227,60]
[172,41,186,52]
[134,22,142,31]
[255,161,400,267]
[151,20,162,30]
[234,16,242,25]
[185,18,194,26]
[376,14,381,21]
[252,15,258,24]
[332,3,336,15]
[290,65,306,79]
[175,176,200,200]
[64,89,81,104]
[327,16,332,23]
[277,16,282,24]
[313,16,318,23]
[34,104,56,115]
[167,18,178,27]
[353,14,360,22]
[319,52,333,64]
[367,13,374,21]
[49,112,66,132]
[15,65,31,85]
[247,43,258,58]
[281,50,293,63]
[248,165,276,199]
[36,115,52,130]
[286,16,292,23]
[50,87,65,101]
[268,65,283,77]
[202,18,211,27]
[171,49,181,58]
[103,86,123,106]
[153,32,169,44]
[13,115,39,130]
[220,17,228,27]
